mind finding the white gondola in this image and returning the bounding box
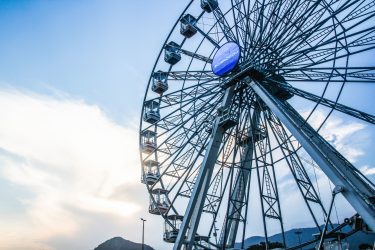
[143,100,160,124]
[152,70,168,94]
[140,130,157,154]
[142,159,160,185]
[180,14,197,38]
[149,188,169,215]
[201,0,218,13]
[163,215,183,243]
[164,41,181,65]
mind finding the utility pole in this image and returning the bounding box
[141,218,146,250]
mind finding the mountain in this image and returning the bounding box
[94,237,155,250]
[236,225,375,249]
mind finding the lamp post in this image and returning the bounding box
[295,230,302,250]
[141,218,146,250]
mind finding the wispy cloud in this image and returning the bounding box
[0,89,146,249]
[302,109,368,162]
[361,166,375,176]
[0,89,372,249]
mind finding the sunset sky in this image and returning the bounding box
[0,1,374,250]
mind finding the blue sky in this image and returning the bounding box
[0,0,187,122]
[0,1,374,250]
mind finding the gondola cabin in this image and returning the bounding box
[180,14,197,38]
[163,215,184,243]
[143,100,160,124]
[140,130,157,154]
[152,70,168,94]
[201,0,218,13]
[164,41,181,65]
[142,159,160,185]
[149,188,169,215]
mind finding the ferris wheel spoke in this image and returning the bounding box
[247,0,318,62]
[263,76,375,124]
[144,78,220,109]
[142,97,221,155]
[284,43,375,69]
[212,6,238,42]
[277,7,339,58]
[280,6,375,63]
[281,27,375,67]
[291,88,375,125]
[255,0,284,43]
[281,67,375,83]
[155,93,222,135]
[247,0,265,50]
[165,136,210,198]
[160,86,220,110]
[178,130,232,205]
[248,1,284,59]
[143,86,221,131]
[249,79,375,231]
[285,2,374,62]
[242,0,254,58]
[193,21,221,49]
[231,0,250,48]
[179,47,213,64]
[153,114,219,205]
[250,0,272,54]
[153,95,221,163]
[160,124,209,177]
[266,0,302,43]
[261,0,329,58]
[159,83,219,107]
[163,70,218,81]
[276,0,357,56]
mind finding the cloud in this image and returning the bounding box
[0,89,372,250]
[361,166,375,176]
[0,89,148,249]
[301,109,368,162]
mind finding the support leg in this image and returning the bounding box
[174,87,235,250]
[249,79,375,231]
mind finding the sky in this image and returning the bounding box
[0,1,187,249]
[0,1,374,250]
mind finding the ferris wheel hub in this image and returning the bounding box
[212,42,241,76]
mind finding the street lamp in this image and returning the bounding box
[141,218,146,250]
[295,230,303,250]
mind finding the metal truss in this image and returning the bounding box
[249,79,375,231]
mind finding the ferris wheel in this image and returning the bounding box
[139,0,375,249]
